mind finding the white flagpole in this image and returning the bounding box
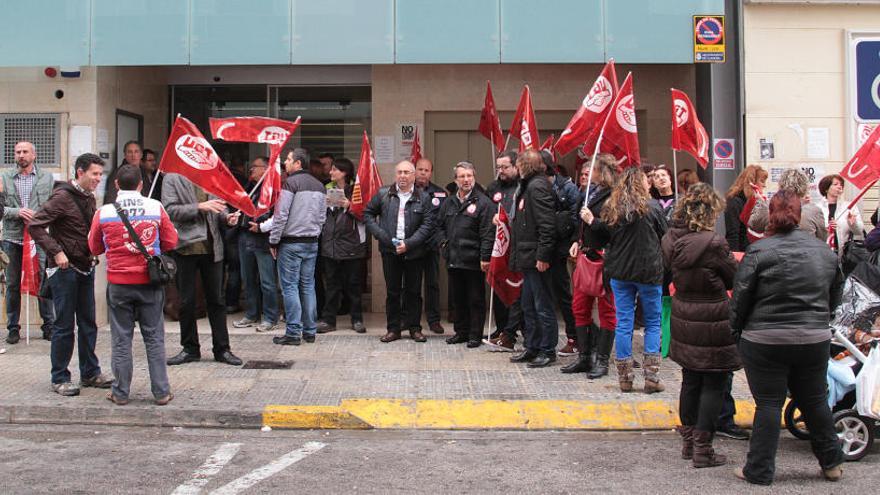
[25,293,29,345]
[484,202,502,347]
[833,179,877,223]
[581,128,607,210]
[672,150,680,201]
[147,113,181,199]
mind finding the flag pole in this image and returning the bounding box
[25,293,29,346]
[672,150,680,201]
[484,202,502,348]
[146,113,180,200]
[834,179,877,223]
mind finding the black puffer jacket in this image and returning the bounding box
[321,205,366,260]
[437,190,494,271]
[363,185,434,260]
[485,177,518,216]
[589,200,667,285]
[730,229,843,335]
[420,181,448,248]
[576,186,612,255]
[509,174,556,271]
[662,226,740,372]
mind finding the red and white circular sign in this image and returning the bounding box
[175,135,218,171]
[673,99,689,128]
[584,76,613,114]
[616,95,637,133]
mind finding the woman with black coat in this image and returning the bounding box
[723,165,768,252]
[730,190,844,485]
[661,183,739,469]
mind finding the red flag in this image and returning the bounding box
[840,123,880,190]
[409,127,422,164]
[350,131,383,221]
[508,85,539,152]
[670,89,709,169]
[209,116,301,215]
[555,60,618,156]
[159,116,257,216]
[479,81,505,152]
[599,73,640,167]
[487,208,523,306]
[20,229,40,297]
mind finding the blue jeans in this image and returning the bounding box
[3,240,55,333]
[239,235,279,324]
[277,242,318,338]
[521,269,558,355]
[610,278,662,359]
[48,268,101,384]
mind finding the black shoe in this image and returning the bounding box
[316,321,336,334]
[303,335,316,343]
[167,350,201,366]
[587,328,614,379]
[446,334,468,345]
[225,305,241,315]
[6,330,20,345]
[273,335,301,346]
[560,355,591,374]
[466,339,481,348]
[214,351,242,366]
[352,321,366,333]
[510,350,538,363]
[41,329,52,341]
[717,424,750,440]
[527,354,557,368]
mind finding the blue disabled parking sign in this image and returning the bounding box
[856,40,880,121]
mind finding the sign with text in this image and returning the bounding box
[713,138,735,170]
[694,15,725,63]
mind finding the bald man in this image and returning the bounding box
[364,160,436,343]
[1,141,56,344]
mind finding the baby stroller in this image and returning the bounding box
[783,269,880,461]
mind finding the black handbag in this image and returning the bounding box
[112,203,177,286]
[841,231,869,276]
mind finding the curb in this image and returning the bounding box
[1,399,757,431]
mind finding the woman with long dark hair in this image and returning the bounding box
[730,190,844,485]
[317,158,367,333]
[581,167,667,393]
[724,165,768,252]
[662,183,739,468]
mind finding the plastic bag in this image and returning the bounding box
[856,346,880,420]
[831,276,880,341]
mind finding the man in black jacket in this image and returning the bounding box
[508,150,558,367]
[364,160,435,343]
[415,158,448,334]
[438,161,494,348]
[484,151,522,351]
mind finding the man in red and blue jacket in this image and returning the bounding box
[88,164,178,406]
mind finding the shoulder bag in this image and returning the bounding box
[113,203,177,286]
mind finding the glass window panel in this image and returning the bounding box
[292,0,393,64]
[0,0,89,66]
[501,0,603,63]
[92,0,188,65]
[190,0,291,65]
[396,0,499,63]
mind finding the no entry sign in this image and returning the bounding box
[694,15,725,63]
[713,138,735,170]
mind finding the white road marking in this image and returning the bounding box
[208,442,327,495]
[171,442,243,495]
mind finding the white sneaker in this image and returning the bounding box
[255,321,277,333]
[233,317,258,328]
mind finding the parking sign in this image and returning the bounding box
[855,39,880,121]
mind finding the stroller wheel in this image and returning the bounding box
[784,400,810,440]
[833,409,874,461]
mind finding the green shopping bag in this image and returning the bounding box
[661,295,672,358]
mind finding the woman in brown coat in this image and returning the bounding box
[661,183,740,469]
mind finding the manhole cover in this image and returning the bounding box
[242,360,294,370]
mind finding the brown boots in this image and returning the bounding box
[677,425,694,459]
[643,353,666,393]
[692,429,726,468]
[615,358,635,392]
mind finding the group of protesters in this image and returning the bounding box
[2,136,875,485]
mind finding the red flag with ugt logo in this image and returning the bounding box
[479,81,505,152]
[159,116,257,216]
[670,89,709,169]
[20,229,40,297]
[487,208,523,306]
[555,60,618,156]
[409,127,422,164]
[350,131,383,221]
[840,123,880,190]
[209,116,301,215]
[599,73,640,167]
[508,85,540,152]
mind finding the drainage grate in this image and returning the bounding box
[242,360,294,370]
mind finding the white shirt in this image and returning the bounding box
[396,189,412,239]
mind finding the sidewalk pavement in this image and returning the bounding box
[0,312,755,430]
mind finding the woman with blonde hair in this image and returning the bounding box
[724,165,768,251]
[581,167,667,393]
[564,154,618,377]
[662,182,739,468]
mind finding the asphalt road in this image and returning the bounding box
[0,425,877,494]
